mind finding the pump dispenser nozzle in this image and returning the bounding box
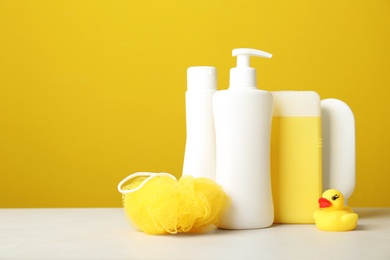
[229,48,272,89]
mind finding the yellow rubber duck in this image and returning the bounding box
[313,189,358,231]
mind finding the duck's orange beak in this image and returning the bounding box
[319,197,332,208]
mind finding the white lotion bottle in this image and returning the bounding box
[213,48,274,229]
[182,66,217,179]
[321,98,355,205]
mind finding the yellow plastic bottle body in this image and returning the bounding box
[270,91,322,224]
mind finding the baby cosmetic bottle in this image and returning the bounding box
[213,48,274,229]
[321,98,355,205]
[182,66,217,179]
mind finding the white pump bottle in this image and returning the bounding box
[213,48,274,229]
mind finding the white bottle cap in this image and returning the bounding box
[229,48,272,89]
[187,66,217,91]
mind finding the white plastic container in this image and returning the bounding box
[213,48,274,229]
[321,98,355,205]
[182,66,217,179]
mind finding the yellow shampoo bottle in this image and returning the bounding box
[271,91,322,223]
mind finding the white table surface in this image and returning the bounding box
[1,208,389,260]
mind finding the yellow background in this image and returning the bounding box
[1,0,389,207]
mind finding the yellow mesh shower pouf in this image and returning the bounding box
[117,172,230,235]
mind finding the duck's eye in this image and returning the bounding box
[331,194,340,200]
